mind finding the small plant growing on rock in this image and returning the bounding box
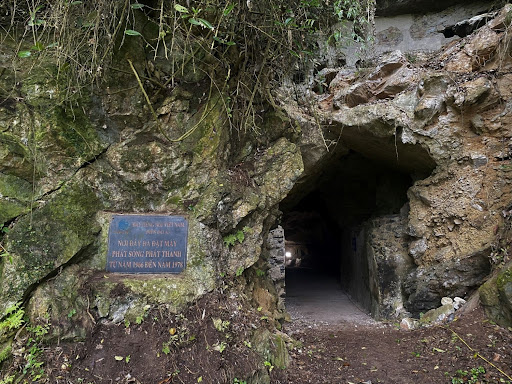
[23,323,50,381]
[162,342,171,355]
[213,341,227,353]
[0,375,15,384]
[135,304,151,324]
[255,269,265,277]
[0,244,12,264]
[223,227,251,247]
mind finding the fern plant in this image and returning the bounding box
[0,302,25,334]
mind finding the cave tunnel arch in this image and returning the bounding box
[279,140,436,320]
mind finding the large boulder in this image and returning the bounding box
[479,262,512,327]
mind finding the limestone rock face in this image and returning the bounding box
[403,249,490,314]
[0,30,303,343]
[333,51,417,109]
[282,5,512,317]
[0,1,512,354]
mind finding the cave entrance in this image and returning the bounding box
[280,148,434,322]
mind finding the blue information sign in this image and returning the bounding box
[107,215,188,273]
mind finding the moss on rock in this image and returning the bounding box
[183,94,229,166]
[27,265,94,341]
[0,338,12,363]
[0,176,102,315]
[0,132,33,181]
[0,174,32,202]
[0,200,29,228]
[42,105,105,162]
[251,328,290,370]
[480,261,512,327]
[0,172,34,226]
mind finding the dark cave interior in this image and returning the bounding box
[280,150,419,314]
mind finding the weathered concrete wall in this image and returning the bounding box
[338,214,413,320]
[374,2,490,55]
[366,214,413,319]
[342,1,496,66]
[376,0,469,16]
[341,225,372,312]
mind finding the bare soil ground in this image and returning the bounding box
[4,289,510,384]
[41,291,273,384]
[284,270,512,384]
[285,306,512,384]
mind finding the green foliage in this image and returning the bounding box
[212,318,230,332]
[233,379,247,384]
[223,234,238,247]
[22,323,50,381]
[6,0,132,88]
[223,226,251,247]
[67,308,77,318]
[27,324,49,339]
[4,0,375,135]
[0,303,25,333]
[255,269,265,277]
[449,366,486,384]
[333,0,375,44]
[0,303,25,369]
[174,4,215,30]
[0,343,13,364]
[0,375,15,384]
[213,340,227,353]
[135,304,151,324]
[162,343,171,355]
[124,29,142,36]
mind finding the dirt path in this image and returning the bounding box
[283,270,512,384]
[285,268,376,327]
[26,279,512,384]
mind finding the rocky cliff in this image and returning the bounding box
[282,3,512,322]
[1,0,512,381]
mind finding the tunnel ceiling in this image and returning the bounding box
[288,122,438,214]
[282,151,414,233]
[322,123,437,176]
[281,125,437,216]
